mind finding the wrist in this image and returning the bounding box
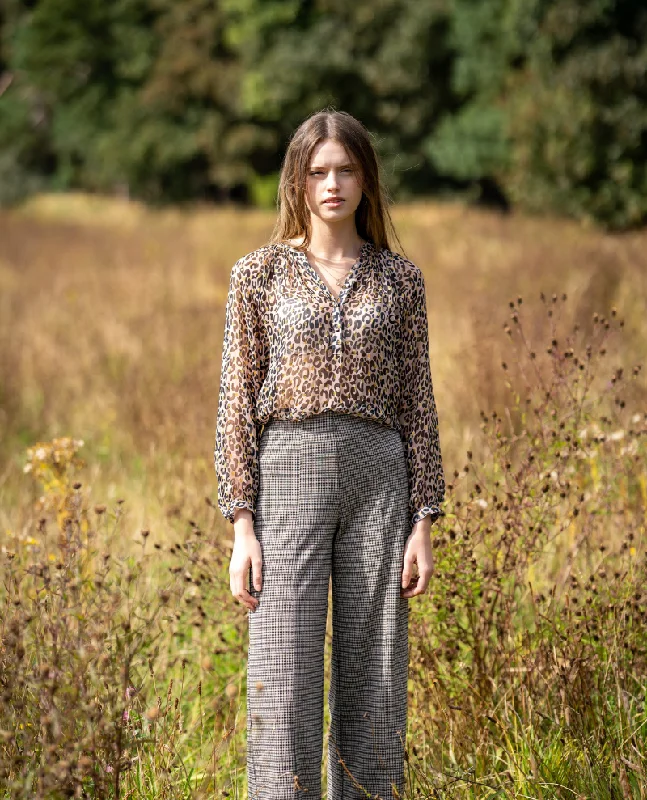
[233,507,255,537]
[412,516,432,536]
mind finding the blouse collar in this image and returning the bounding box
[279,240,374,276]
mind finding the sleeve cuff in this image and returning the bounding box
[411,505,445,526]
[221,499,256,524]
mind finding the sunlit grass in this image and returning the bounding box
[1,193,646,798]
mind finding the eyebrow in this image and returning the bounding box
[309,162,356,170]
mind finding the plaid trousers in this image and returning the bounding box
[246,410,411,799]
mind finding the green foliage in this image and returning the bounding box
[425,103,511,180]
[234,0,455,197]
[0,147,46,207]
[0,5,53,203]
[502,0,647,230]
[249,170,280,209]
[0,0,645,227]
[424,0,523,182]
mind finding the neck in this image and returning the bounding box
[307,218,364,261]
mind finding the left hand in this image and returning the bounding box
[400,518,435,599]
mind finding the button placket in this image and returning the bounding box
[302,257,357,354]
[333,278,358,354]
[288,243,368,355]
[331,304,343,353]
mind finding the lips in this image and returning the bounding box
[324,198,344,205]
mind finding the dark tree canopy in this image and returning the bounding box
[1,0,645,229]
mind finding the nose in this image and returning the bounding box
[325,170,339,191]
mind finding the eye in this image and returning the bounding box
[309,171,323,176]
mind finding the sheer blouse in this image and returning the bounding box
[214,241,446,527]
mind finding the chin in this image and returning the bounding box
[320,204,359,220]
[324,213,355,224]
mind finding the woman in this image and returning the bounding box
[215,109,446,800]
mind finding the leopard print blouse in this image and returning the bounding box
[214,240,446,527]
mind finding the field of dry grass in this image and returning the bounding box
[1,194,646,798]
[1,194,645,527]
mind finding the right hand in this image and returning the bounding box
[229,508,262,612]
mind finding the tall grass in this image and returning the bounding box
[1,195,646,798]
[407,294,646,797]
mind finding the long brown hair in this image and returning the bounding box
[269,108,403,254]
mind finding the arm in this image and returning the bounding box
[214,258,267,524]
[397,265,446,528]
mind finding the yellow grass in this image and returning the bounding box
[1,192,647,798]
[1,192,646,542]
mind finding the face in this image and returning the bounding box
[304,138,364,225]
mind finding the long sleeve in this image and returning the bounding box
[397,265,446,527]
[214,258,267,524]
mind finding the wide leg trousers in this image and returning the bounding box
[246,410,411,800]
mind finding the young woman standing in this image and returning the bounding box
[215,109,446,799]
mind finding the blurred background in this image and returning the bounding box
[2,3,647,797]
[1,0,647,527]
[1,0,646,537]
[1,0,646,226]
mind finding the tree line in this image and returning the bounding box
[1,0,645,229]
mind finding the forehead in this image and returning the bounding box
[309,138,356,166]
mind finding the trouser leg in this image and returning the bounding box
[327,416,411,799]
[246,420,339,800]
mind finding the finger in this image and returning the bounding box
[251,557,263,592]
[409,575,431,598]
[237,588,258,611]
[231,571,255,609]
[232,577,253,610]
[400,576,421,598]
[245,564,260,607]
[401,558,414,589]
[241,575,260,610]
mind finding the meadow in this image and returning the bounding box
[1,194,646,798]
